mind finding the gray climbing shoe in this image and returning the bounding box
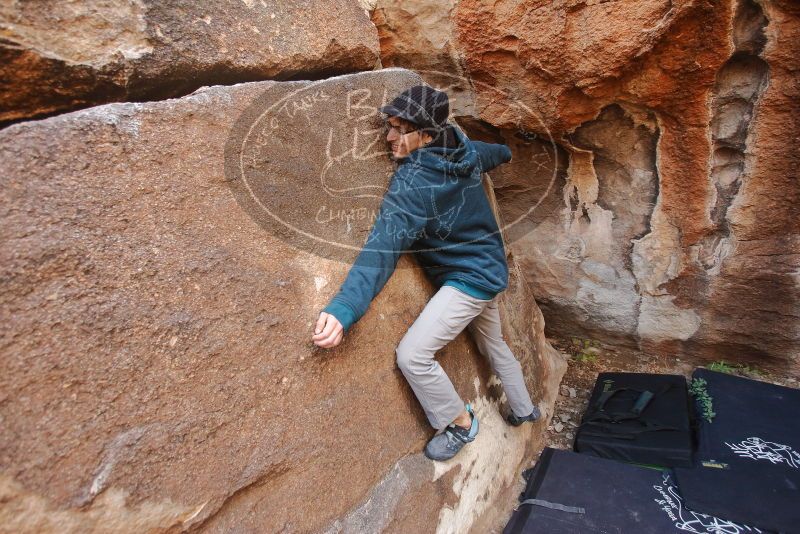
[424,404,479,461]
[507,404,541,426]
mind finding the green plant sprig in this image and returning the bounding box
[689,377,715,423]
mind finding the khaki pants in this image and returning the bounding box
[396,285,536,430]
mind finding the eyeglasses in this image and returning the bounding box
[384,122,420,136]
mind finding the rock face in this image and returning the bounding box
[370,0,475,116]
[0,0,380,125]
[0,68,565,532]
[373,0,800,373]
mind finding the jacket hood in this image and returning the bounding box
[400,125,478,178]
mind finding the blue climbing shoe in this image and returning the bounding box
[506,404,541,426]
[424,404,479,461]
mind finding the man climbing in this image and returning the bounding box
[311,84,540,461]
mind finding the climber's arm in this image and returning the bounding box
[472,141,513,173]
[313,172,428,348]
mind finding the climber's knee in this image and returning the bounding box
[395,335,416,374]
[396,336,431,376]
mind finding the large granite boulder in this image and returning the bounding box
[0,0,380,125]
[0,68,564,532]
[372,0,800,374]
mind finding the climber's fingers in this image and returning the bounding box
[314,311,328,336]
[314,324,343,348]
[312,313,343,348]
[311,312,336,341]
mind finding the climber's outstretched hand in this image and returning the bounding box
[312,311,344,348]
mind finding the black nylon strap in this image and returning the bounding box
[580,382,679,441]
[587,383,673,424]
[593,387,634,412]
[579,419,680,440]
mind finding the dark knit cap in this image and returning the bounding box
[379,84,458,149]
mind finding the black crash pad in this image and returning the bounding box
[673,369,800,534]
[503,447,765,533]
[574,372,693,467]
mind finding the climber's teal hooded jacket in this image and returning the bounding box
[322,125,512,332]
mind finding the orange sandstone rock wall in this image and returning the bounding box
[374,0,800,373]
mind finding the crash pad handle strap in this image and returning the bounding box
[594,387,650,412]
[593,387,630,411]
[632,390,654,415]
[592,383,672,417]
[519,498,586,514]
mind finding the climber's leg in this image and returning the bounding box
[467,296,537,419]
[396,285,489,430]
